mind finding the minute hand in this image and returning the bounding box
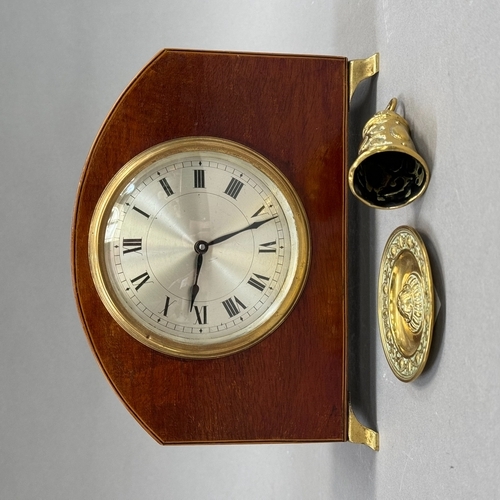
[208,216,278,246]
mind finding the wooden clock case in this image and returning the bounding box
[72,49,375,445]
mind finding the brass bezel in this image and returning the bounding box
[89,137,311,359]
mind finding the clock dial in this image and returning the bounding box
[89,137,310,358]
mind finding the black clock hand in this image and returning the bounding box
[188,216,276,310]
[189,241,208,312]
[208,216,278,246]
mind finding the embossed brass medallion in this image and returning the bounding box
[378,226,434,382]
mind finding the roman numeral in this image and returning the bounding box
[130,271,150,291]
[258,240,277,253]
[132,206,150,218]
[194,170,205,188]
[194,305,207,324]
[224,178,244,199]
[251,205,266,218]
[222,296,247,318]
[162,296,174,317]
[122,238,142,254]
[159,178,174,196]
[247,273,270,292]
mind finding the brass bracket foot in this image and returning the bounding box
[348,53,380,102]
[348,402,379,451]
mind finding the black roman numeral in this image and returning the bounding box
[224,178,244,199]
[258,240,277,253]
[194,170,205,188]
[132,206,150,218]
[222,296,247,318]
[247,273,270,292]
[194,305,207,324]
[130,271,150,291]
[159,178,174,196]
[162,296,174,316]
[122,238,142,254]
[251,205,266,218]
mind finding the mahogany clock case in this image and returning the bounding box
[72,49,348,444]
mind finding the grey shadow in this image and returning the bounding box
[347,76,379,431]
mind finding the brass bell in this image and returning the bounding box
[348,98,430,209]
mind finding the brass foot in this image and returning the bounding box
[348,53,380,102]
[348,402,379,451]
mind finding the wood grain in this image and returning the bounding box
[72,50,348,443]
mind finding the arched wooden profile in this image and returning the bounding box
[72,49,349,444]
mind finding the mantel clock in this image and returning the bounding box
[72,50,379,449]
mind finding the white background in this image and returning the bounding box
[1,1,499,498]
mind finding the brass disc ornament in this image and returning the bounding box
[378,226,434,382]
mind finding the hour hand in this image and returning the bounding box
[189,253,203,312]
[189,241,208,311]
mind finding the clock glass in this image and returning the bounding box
[89,137,310,358]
